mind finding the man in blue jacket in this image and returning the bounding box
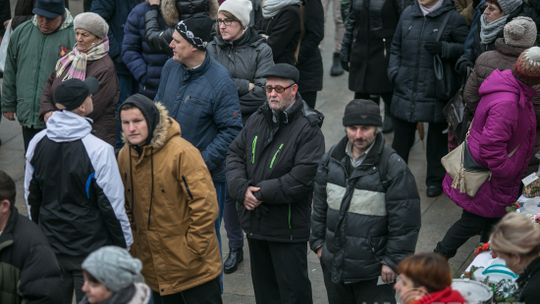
[155,14,243,267]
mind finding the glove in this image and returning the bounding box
[455,57,473,76]
[341,59,349,72]
[424,41,442,55]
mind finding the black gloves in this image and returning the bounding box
[455,56,473,76]
[340,52,350,72]
[424,41,443,55]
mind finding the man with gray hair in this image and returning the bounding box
[310,99,421,303]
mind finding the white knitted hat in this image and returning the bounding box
[504,17,537,48]
[74,12,109,39]
[219,0,253,28]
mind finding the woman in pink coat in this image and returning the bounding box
[435,46,540,259]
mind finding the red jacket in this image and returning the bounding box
[415,287,465,304]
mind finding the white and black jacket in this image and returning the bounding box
[24,111,133,256]
[310,133,420,283]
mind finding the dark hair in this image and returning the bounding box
[486,0,502,11]
[83,270,102,284]
[119,103,138,113]
[220,10,242,25]
[0,170,16,208]
[398,253,452,293]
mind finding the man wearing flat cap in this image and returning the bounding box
[2,0,75,151]
[226,63,325,304]
[310,99,421,304]
[24,78,133,303]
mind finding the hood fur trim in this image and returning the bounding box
[149,102,177,150]
[161,0,219,27]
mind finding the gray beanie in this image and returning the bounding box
[497,0,523,16]
[504,16,537,48]
[219,0,253,28]
[74,12,109,39]
[82,246,143,292]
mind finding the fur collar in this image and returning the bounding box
[161,0,219,27]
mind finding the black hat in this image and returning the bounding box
[54,78,99,111]
[264,63,300,83]
[33,0,65,19]
[342,99,382,127]
[175,15,214,50]
[120,94,160,145]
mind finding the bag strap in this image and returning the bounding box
[436,12,452,42]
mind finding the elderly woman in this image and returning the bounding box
[40,12,119,145]
[395,253,465,304]
[387,0,468,197]
[206,0,273,274]
[435,47,540,260]
[491,212,540,303]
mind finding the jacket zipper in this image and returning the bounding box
[251,135,258,164]
[383,38,387,58]
[269,144,284,169]
[288,203,293,240]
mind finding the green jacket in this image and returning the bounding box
[1,11,75,128]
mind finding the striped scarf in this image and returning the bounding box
[55,37,109,80]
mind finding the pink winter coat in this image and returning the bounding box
[443,69,537,218]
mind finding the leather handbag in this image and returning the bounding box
[433,13,459,101]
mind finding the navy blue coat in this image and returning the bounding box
[122,2,170,99]
[91,0,141,75]
[155,55,243,183]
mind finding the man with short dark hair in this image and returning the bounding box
[1,0,76,150]
[226,63,325,304]
[25,78,133,303]
[0,170,63,304]
[310,99,421,304]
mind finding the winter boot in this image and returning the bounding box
[330,52,344,76]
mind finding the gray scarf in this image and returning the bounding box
[261,0,301,18]
[480,14,508,45]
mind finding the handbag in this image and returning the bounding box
[433,13,459,101]
[443,68,472,144]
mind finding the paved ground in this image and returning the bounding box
[0,1,478,303]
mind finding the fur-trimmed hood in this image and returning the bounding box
[147,102,181,151]
[161,0,219,27]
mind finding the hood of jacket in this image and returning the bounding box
[214,27,266,48]
[415,287,465,304]
[161,0,219,27]
[45,111,93,142]
[494,38,528,57]
[31,8,73,31]
[479,69,537,108]
[134,103,182,156]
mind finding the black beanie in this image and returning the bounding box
[120,94,160,145]
[342,99,382,127]
[175,15,215,50]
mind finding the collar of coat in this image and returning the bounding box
[214,27,267,49]
[330,132,385,168]
[0,208,18,252]
[259,94,324,127]
[410,0,455,18]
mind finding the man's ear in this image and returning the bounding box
[0,199,11,213]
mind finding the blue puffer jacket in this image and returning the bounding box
[122,2,170,99]
[155,55,243,182]
[91,0,141,75]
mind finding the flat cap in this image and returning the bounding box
[264,63,300,83]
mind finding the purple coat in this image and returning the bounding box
[443,69,537,218]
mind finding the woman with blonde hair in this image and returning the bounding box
[491,212,540,303]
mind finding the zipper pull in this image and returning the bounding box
[383,38,387,58]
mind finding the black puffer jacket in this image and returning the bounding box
[297,0,324,93]
[341,0,402,94]
[226,96,325,242]
[310,134,421,283]
[517,256,540,303]
[0,208,63,304]
[387,0,468,123]
[206,28,274,122]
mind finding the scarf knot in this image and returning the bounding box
[56,36,109,80]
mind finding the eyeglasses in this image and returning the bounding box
[265,83,295,93]
[217,18,235,26]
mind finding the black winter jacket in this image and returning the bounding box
[517,256,540,303]
[310,134,421,283]
[206,28,274,122]
[256,4,301,65]
[226,96,325,242]
[342,0,402,94]
[297,0,324,93]
[388,0,468,123]
[0,208,63,304]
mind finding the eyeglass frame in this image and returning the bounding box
[265,83,296,94]
[216,18,236,27]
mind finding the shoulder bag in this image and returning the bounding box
[433,13,459,101]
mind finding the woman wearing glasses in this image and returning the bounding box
[206,0,273,275]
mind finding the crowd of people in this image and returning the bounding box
[1,0,540,303]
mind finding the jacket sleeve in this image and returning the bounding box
[340,1,356,62]
[309,152,330,252]
[236,44,274,113]
[88,142,133,248]
[1,26,20,113]
[122,7,150,84]
[226,126,251,204]
[257,124,325,204]
[387,14,403,84]
[441,12,468,59]
[87,62,119,121]
[39,72,57,117]
[298,0,324,63]
[91,0,121,61]
[201,80,243,174]
[381,153,421,270]
[266,8,301,62]
[179,145,219,256]
[462,62,482,113]
[24,132,47,222]
[144,5,172,53]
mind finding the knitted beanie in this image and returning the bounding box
[175,15,215,50]
[504,17,537,48]
[514,46,540,84]
[74,12,109,39]
[496,0,523,16]
[342,99,382,127]
[219,0,253,27]
[82,246,143,292]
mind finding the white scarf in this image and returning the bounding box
[261,0,301,18]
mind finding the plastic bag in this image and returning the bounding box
[0,21,12,73]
